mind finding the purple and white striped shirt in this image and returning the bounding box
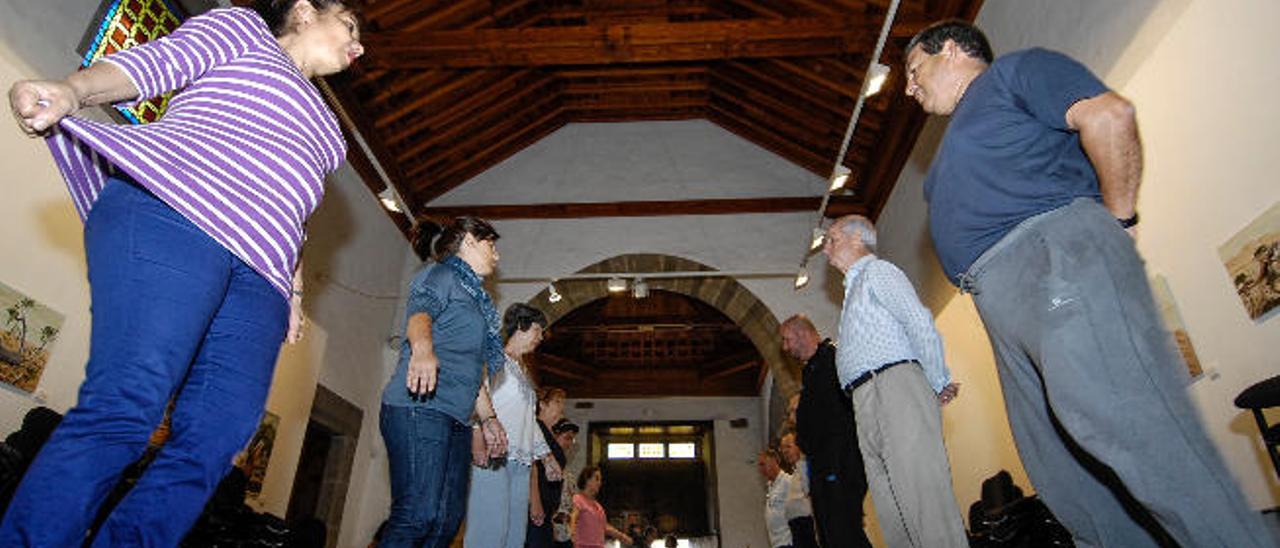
[46,7,346,301]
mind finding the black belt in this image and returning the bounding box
[844,360,915,394]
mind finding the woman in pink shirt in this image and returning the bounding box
[571,466,633,547]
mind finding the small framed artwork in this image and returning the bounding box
[236,411,281,499]
[1218,201,1280,321]
[0,281,64,393]
[1149,274,1203,380]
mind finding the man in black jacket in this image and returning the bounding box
[781,315,872,548]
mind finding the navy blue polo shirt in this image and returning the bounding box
[382,262,487,424]
[924,48,1110,283]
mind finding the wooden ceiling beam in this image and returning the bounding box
[421,115,567,205]
[725,0,787,18]
[770,58,861,99]
[701,360,760,382]
[419,196,836,220]
[562,81,707,95]
[711,68,842,136]
[397,74,558,165]
[555,66,708,79]
[707,104,832,176]
[384,70,532,145]
[529,353,597,381]
[375,69,492,129]
[416,104,566,200]
[708,90,839,157]
[362,17,887,68]
[568,109,704,123]
[562,97,707,111]
[726,61,847,120]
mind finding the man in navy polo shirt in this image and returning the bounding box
[904,20,1269,547]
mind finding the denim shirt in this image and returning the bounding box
[382,263,487,424]
[835,255,951,393]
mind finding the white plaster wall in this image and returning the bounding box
[1113,0,1280,508]
[431,120,827,205]
[561,397,767,548]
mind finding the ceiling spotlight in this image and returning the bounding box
[828,165,852,192]
[631,277,649,299]
[547,282,562,303]
[794,268,810,290]
[377,188,402,213]
[865,62,890,97]
[809,227,825,251]
[606,277,628,293]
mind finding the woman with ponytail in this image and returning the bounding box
[2,0,363,544]
[379,217,509,547]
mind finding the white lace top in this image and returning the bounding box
[491,354,550,465]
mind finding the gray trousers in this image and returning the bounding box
[852,363,967,548]
[965,198,1272,548]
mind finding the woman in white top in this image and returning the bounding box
[464,303,550,547]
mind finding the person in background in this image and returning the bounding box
[527,387,569,548]
[780,315,872,548]
[1,1,362,544]
[464,303,550,547]
[822,214,966,548]
[550,418,581,548]
[776,432,818,548]
[570,466,632,548]
[757,448,797,548]
[379,217,508,547]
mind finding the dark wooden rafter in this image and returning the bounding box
[337,0,986,238]
[418,196,873,221]
[361,17,907,69]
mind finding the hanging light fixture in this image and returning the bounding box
[809,227,825,251]
[606,277,628,293]
[631,277,649,299]
[864,63,890,97]
[794,266,810,289]
[547,281,563,303]
[828,165,852,192]
[377,188,402,213]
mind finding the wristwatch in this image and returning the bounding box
[1117,212,1139,229]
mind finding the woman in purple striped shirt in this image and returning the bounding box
[2,1,362,544]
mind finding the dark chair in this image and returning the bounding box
[1233,374,1280,480]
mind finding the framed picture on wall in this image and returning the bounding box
[236,411,281,499]
[1149,274,1203,380]
[0,281,64,393]
[1218,200,1280,321]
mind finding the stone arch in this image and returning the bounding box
[527,253,800,397]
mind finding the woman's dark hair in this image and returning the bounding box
[252,0,356,38]
[577,465,601,491]
[906,19,993,64]
[412,216,499,262]
[503,303,547,342]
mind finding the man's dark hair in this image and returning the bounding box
[906,20,993,64]
[503,303,548,342]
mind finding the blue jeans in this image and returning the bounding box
[0,177,288,546]
[380,404,472,548]
[464,460,531,548]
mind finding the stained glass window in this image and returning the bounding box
[81,0,186,124]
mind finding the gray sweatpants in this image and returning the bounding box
[964,198,1272,548]
[851,363,967,548]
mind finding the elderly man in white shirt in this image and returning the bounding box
[758,448,794,548]
[822,215,966,548]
